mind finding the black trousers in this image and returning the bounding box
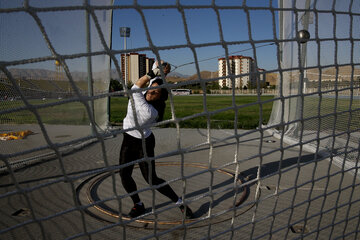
[119,132,179,204]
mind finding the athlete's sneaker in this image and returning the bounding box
[179,205,195,219]
[128,203,145,218]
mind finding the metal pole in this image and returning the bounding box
[279,0,283,64]
[295,0,311,137]
[107,7,114,127]
[85,0,95,133]
[120,27,130,85]
[124,35,127,84]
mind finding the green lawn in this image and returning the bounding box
[110,95,274,129]
[302,95,360,131]
[3,95,357,130]
[0,99,90,125]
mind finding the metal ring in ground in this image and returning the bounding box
[79,162,256,228]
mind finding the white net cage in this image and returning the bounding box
[0,0,359,240]
[267,0,360,176]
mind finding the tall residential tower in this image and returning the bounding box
[121,53,154,84]
[218,55,257,89]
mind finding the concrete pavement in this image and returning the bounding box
[0,126,359,239]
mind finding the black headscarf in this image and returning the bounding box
[145,78,168,122]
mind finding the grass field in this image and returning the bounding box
[1,95,358,131]
[110,95,274,129]
[0,96,274,129]
[302,95,360,131]
[0,99,90,125]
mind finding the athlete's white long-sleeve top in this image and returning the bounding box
[122,84,158,139]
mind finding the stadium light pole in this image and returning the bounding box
[120,27,130,84]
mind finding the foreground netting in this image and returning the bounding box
[0,0,359,239]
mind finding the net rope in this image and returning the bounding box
[1,0,359,239]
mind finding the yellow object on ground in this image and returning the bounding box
[0,130,34,141]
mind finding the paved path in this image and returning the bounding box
[0,126,359,239]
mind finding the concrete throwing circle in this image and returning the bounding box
[77,162,256,229]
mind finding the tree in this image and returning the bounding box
[248,80,267,89]
[207,81,220,90]
[109,79,123,92]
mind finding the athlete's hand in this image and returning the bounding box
[146,68,160,79]
[146,62,170,79]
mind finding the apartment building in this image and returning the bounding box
[218,55,256,89]
[121,53,154,84]
[218,58,227,88]
[257,68,267,87]
[146,57,155,76]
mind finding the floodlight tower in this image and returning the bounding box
[120,27,130,84]
[55,60,61,80]
[55,60,61,92]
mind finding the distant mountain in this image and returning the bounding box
[3,68,113,81]
[167,71,189,78]
[306,66,360,81]
[265,73,278,86]
[185,71,218,81]
[3,66,358,86]
[3,68,58,80]
[167,71,218,83]
[264,65,360,86]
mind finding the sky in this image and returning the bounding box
[111,0,280,75]
[0,0,280,76]
[1,0,359,77]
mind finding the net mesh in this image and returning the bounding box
[267,0,360,175]
[0,0,359,239]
